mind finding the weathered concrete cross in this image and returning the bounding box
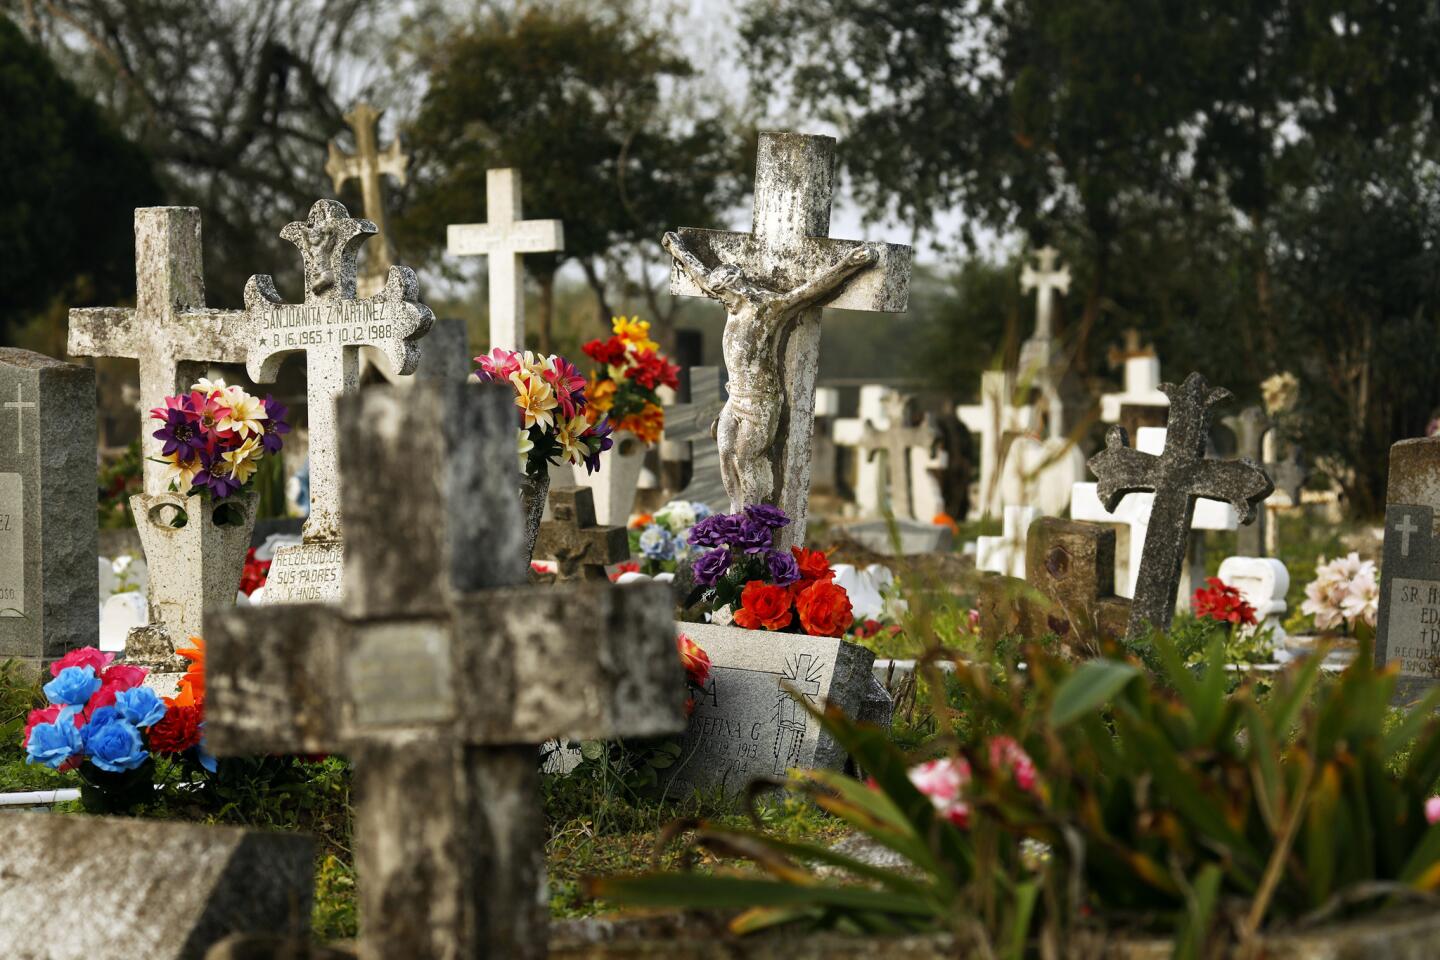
[659,366,727,510]
[667,132,912,550]
[447,168,564,351]
[244,199,434,546]
[1223,405,1273,557]
[1088,372,1273,638]
[207,380,684,960]
[4,384,35,454]
[857,391,937,520]
[68,207,248,495]
[533,486,629,581]
[326,102,409,297]
[1020,245,1071,341]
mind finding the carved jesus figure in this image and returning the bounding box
[662,231,878,511]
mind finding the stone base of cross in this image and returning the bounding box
[206,381,685,960]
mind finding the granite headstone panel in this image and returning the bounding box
[1376,502,1440,702]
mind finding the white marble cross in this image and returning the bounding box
[833,385,891,515]
[4,385,35,454]
[1020,246,1071,341]
[244,199,435,543]
[68,207,248,495]
[668,133,912,549]
[976,503,1040,579]
[326,102,409,297]
[856,392,936,520]
[447,168,564,352]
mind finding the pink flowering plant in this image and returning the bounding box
[149,378,289,501]
[1300,551,1379,634]
[474,348,614,477]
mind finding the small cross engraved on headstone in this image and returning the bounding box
[447,168,564,352]
[68,207,248,495]
[326,102,409,298]
[207,380,685,960]
[664,132,912,550]
[533,486,629,581]
[1087,372,1272,638]
[4,385,36,454]
[244,199,435,602]
[1397,513,1420,557]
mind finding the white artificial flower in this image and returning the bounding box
[111,555,134,575]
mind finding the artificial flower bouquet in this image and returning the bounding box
[630,499,713,574]
[1300,551,1379,635]
[581,316,680,445]
[23,644,213,813]
[240,547,271,596]
[149,378,289,501]
[687,506,856,638]
[1191,576,1274,663]
[475,348,615,477]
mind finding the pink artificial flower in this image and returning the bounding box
[1426,796,1440,826]
[908,757,972,828]
[475,348,523,383]
[100,662,148,691]
[988,736,1039,793]
[544,355,589,419]
[49,647,115,678]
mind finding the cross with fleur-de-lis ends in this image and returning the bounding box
[1088,372,1273,639]
[244,199,434,542]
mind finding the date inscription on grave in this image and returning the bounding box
[0,474,22,617]
[1383,577,1440,678]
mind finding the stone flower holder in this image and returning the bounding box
[127,490,257,665]
[519,470,551,565]
[573,431,647,526]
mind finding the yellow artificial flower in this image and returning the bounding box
[222,436,264,484]
[510,370,558,430]
[586,373,617,417]
[216,388,268,438]
[555,414,590,463]
[520,351,555,380]
[516,428,535,473]
[612,316,658,352]
[161,453,203,490]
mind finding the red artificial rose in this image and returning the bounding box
[796,580,854,637]
[100,662,148,692]
[240,547,271,595]
[733,580,795,631]
[1193,577,1257,626]
[582,336,629,368]
[791,547,834,584]
[148,702,203,754]
[626,350,680,390]
[676,633,711,688]
[49,647,114,678]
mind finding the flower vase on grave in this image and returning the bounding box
[572,431,647,526]
[519,470,551,565]
[126,491,257,692]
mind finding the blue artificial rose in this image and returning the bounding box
[114,686,167,728]
[638,525,675,561]
[691,501,713,521]
[82,708,148,773]
[692,547,731,587]
[42,665,102,706]
[26,709,83,769]
[766,548,801,586]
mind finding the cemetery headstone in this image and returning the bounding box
[533,485,630,581]
[1217,556,1290,640]
[0,814,312,960]
[207,380,685,960]
[1374,437,1440,700]
[1087,373,1272,638]
[244,199,436,604]
[977,516,1131,655]
[447,167,564,351]
[664,131,913,550]
[326,102,408,297]
[0,349,98,670]
[666,621,886,798]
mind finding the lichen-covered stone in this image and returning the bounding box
[533,485,629,580]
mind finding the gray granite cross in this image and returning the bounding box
[1088,372,1273,639]
[1223,405,1272,557]
[206,380,684,960]
[326,102,408,296]
[659,366,727,510]
[856,392,937,520]
[244,200,435,602]
[533,486,629,581]
[67,207,248,495]
[667,132,912,550]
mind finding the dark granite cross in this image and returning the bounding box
[1088,372,1273,639]
[533,486,629,580]
[205,381,684,960]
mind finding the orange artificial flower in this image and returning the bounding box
[732,580,795,632]
[796,580,854,637]
[584,374,617,420]
[676,633,711,688]
[614,401,665,445]
[169,636,206,708]
[789,546,835,598]
[933,512,959,534]
[630,513,655,530]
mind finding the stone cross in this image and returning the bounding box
[659,366,727,510]
[243,199,434,601]
[206,380,684,960]
[1020,246,1071,342]
[447,168,564,351]
[1223,406,1272,557]
[326,102,409,298]
[0,349,98,670]
[533,486,629,580]
[976,503,1040,579]
[665,132,912,551]
[68,207,248,495]
[833,385,891,515]
[856,392,936,520]
[1087,372,1273,638]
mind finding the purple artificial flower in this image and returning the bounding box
[689,512,745,548]
[581,417,614,475]
[692,547,731,587]
[260,396,291,455]
[744,504,791,530]
[734,518,773,555]
[191,445,243,499]
[765,549,801,586]
[151,401,204,462]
